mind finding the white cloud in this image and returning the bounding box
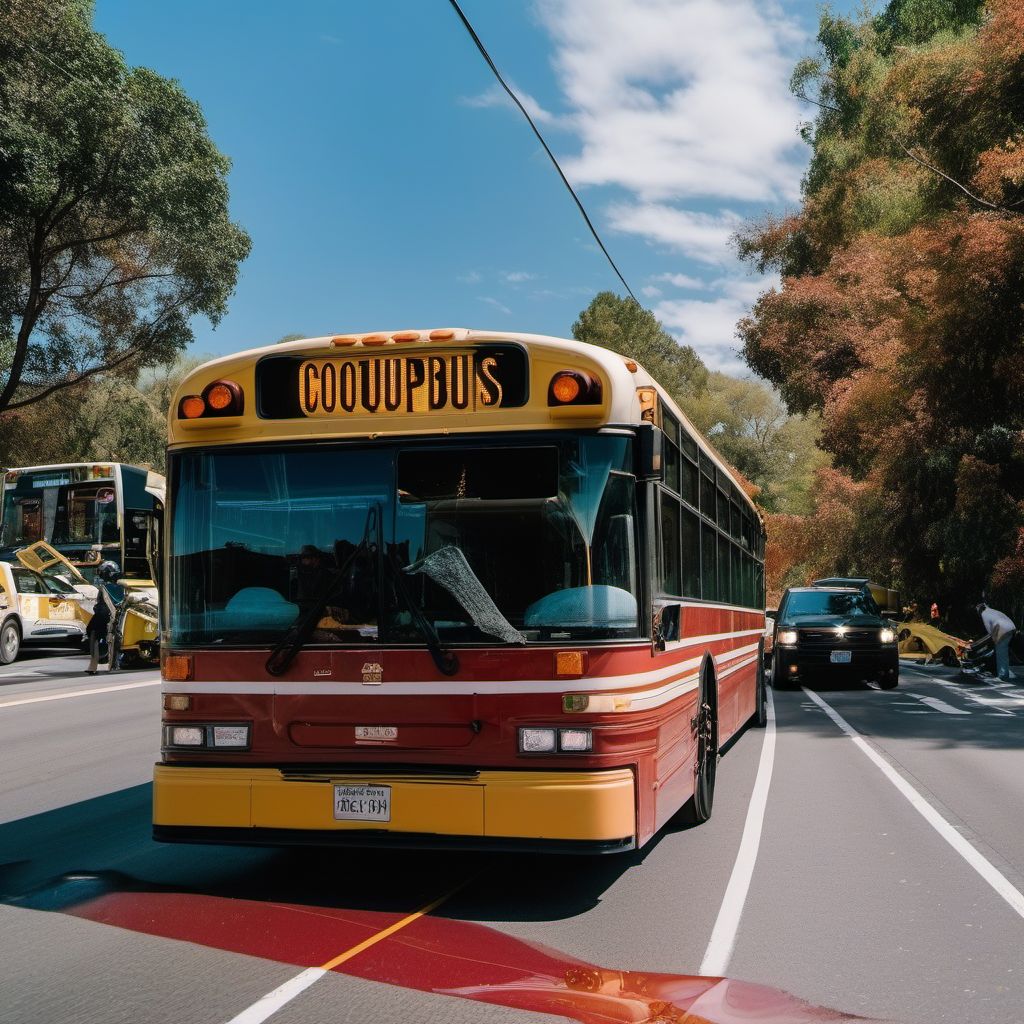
[501,271,538,283]
[608,204,743,265]
[654,274,776,373]
[457,270,482,285]
[479,296,512,315]
[461,83,562,127]
[653,272,706,290]
[641,285,662,298]
[535,0,806,204]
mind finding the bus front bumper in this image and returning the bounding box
[152,764,637,853]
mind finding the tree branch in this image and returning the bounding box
[899,144,1020,217]
[1,344,147,411]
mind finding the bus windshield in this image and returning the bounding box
[0,471,118,549]
[168,434,641,647]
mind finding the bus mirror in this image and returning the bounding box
[635,423,663,481]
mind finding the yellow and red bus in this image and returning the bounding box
[155,328,766,853]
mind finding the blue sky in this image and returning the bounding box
[94,0,859,374]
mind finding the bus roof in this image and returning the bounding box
[171,329,759,517]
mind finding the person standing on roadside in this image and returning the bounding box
[85,561,122,675]
[976,602,1017,681]
[930,601,941,627]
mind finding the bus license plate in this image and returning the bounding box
[830,650,852,664]
[334,784,391,822]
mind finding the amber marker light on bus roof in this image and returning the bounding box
[331,335,358,347]
[179,395,206,419]
[361,333,388,346]
[637,386,657,422]
[429,328,456,341]
[391,331,420,343]
[162,654,193,681]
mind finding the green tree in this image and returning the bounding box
[736,0,1024,625]
[572,292,708,401]
[0,0,250,415]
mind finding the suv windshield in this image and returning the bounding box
[784,590,880,618]
[168,435,640,647]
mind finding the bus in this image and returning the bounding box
[155,329,767,853]
[0,462,164,584]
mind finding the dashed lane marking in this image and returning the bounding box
[803,687,1024,923]
[0,679,159,708]
[222,879,472,1024]
[903,692,971,716]
[700,687,777,976]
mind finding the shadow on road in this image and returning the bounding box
[0,781,704,925]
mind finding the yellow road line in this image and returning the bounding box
[319,877,472,971]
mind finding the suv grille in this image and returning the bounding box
[799,628,878,647]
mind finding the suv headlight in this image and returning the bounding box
[880,628,896,644]
[778,629,798,646]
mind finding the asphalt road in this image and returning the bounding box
[2,650,1023,1024]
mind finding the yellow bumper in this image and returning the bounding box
[153,764,635,842]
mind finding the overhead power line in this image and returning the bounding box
[446,0,639,304]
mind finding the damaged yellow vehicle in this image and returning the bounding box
[896,620,965,668]
[15,541,159,666]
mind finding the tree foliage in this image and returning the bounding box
[0,0,250,415]
[738,0,1024,625]
[572,292,826,515]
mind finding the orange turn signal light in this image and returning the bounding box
[180,395,206,419]
[552,374,581,403]
[556,651,587,676]
[548,370,601,407]
[162,654,194,682]
[163,694,192,711]
[206,383,234,411]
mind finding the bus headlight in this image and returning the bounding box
[778,630,798,646]
[558,728,593,752]
[168,726,204,747]
[519,727,556,753]
[880,628,896,644]
[518,727,593,753]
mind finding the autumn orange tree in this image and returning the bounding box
[738,0,1024,626]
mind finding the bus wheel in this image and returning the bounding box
[0,619,21,664]
[682,668,718,824]
[754,647,768,727]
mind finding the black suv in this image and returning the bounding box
[768,585,898,689]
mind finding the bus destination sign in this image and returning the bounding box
[256,345,528,419]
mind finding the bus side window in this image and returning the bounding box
[656,603,680,648]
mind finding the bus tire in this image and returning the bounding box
[681,660,718,825]
[0,618,21,665]
[753,642,768,727]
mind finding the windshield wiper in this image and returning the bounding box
[385,550,459,677]
[403,546,527,646]
[265,506,380,677]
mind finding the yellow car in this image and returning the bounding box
[897,620,965,667]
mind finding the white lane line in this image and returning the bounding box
[803,687,1024,922]
[903,692,970,716]
[0,679,159,708]
[931,679,1015,717]
[225,968,325,1024]
[700,687,776,976]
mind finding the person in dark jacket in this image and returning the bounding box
[86,561,122,675]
